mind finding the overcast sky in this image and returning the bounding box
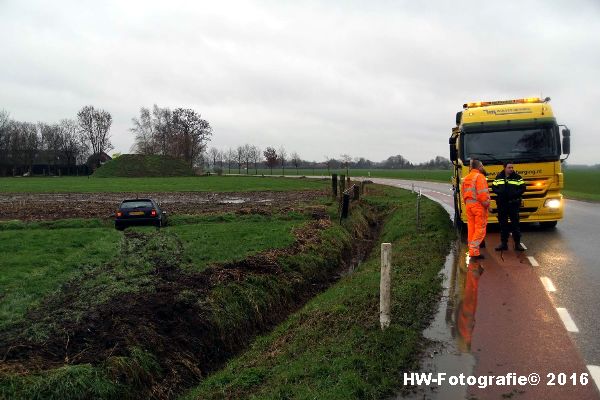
[1,0,599,164]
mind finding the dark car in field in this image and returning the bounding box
[115,199,167,230]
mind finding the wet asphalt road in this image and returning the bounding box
[367,178,600,368]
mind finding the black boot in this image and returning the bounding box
[495,242,508,251]
[515,242,525,251]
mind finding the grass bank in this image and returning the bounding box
[0,175,327,193]
[181,186,454,399]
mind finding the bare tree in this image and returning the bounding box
[208,147,220,171]
[153,105,173,156]
[236,146,244,174]
[264,147,278,175]
[226,148,235,174]
[340,153,352,176]
[130,107,157,155]
[278,146,287,175]
[217,149,224,172]
[13,121,39,174]
[39,122,62,175]
[242,144,253,174]
[324,155,331,174]
[291,151,301,175]
[251,146,261,174]
[58,119,81,175]
[77,105,113,168]
[0,110,11,175]
[172,108,213,168]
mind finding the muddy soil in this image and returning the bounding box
[0,190,326,221]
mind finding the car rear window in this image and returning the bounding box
[120,200,153,209]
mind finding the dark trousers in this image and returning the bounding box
[497,203,521,244]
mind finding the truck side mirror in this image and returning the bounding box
[562,128,571,155]
[455,111,462,126]
[449,137,458,162]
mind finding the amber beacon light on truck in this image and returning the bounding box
[449,96,571,230]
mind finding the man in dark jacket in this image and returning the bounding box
[492,162,526,251]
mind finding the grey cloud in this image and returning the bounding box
[1,0,599,164]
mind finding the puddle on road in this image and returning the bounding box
[397,240,482,400]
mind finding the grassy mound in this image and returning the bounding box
[93,154,194,177]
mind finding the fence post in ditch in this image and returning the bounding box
[341,192,350,220]
[332,174,338,198]
[380,242,392,330]
[412,183,415,194]
[346,175,351,186]
[416,190,422,229]
[353,185,360,201]
[339,174,346,194]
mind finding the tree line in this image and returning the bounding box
[1,103,451,177]
[199,146,451,176]
[0,106,113,176]
[0,104,213,176]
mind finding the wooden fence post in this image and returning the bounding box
[353,185,360,201]
[341,192,350,220]
[332,174,338,197]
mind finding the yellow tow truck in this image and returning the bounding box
[449,97,571,229]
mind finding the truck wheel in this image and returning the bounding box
[540,221,558,229]
[453,196,465,233]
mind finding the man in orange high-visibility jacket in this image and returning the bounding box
[462,159,490,259]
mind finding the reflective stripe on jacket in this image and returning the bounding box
[491,171,526,204]
[462,170,490,207]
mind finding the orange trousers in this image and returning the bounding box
[466,203,487,256]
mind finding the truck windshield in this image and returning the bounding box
[462,126,559,164]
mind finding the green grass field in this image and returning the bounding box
[1,169,598,201]
[0,175,327,193]
[0,213,307,331]
[563,169,600,202]
[0,179,455,399]
[239,168,452,182]
[0,222,120,330]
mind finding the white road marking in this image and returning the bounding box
[527,256,539,267]
[540,276,556,292]
[520,242,527,250]
[587,365,600,392]
[556,308,579,333]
